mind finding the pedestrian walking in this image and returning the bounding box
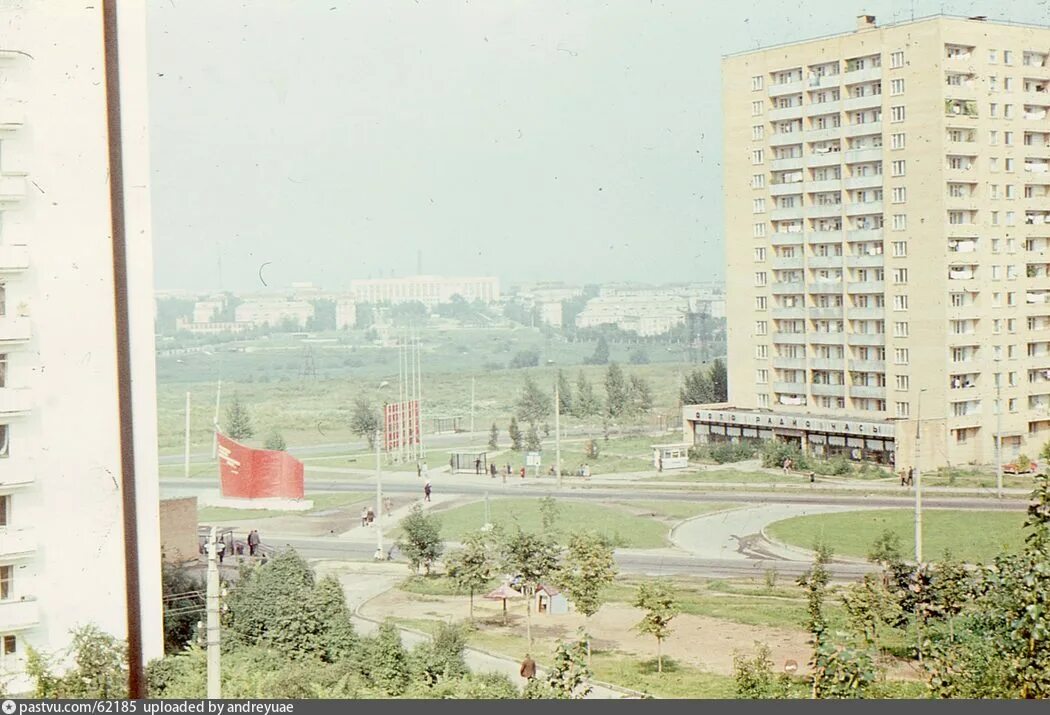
[417,462,422,478]
[361,506,369,527]
[520,654,537,681]
[490,463,497,478]
[366,505,375,524]
[475,457,482,475]
[383,497,393,515]
[899,470,907,487]
[424,480,432,502]
[247,529,260,557]
[658,456,664,473]
[216,539,226,564]
[519,466,525,480]
[505,463,511,476]
[907,466,915,486]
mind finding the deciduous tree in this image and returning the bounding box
[633,581,679,673]
[397,505,444,575]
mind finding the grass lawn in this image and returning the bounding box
[766,509,1027,563]
[641,468,808,484]
[429,498,674,548]
[612,501,744,520]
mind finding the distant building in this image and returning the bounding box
[350,275,500,308]
[575,284,725,336]
[538,301,563,328]
[192,299,223,324]
[175,318,251,335]
[335,298,357,329]
[234,300,314,328]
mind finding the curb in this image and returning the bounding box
[667,504,753,551]
[758,525,871,566]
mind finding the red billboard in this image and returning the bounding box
[384,400,420,451]
[217,432,305,500]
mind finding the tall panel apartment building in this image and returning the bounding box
[696,14,1050,469]
[0,3,163,690]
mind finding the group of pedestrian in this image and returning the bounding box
[899,466,915,486]
[782,457,794,474]
[201,530,263,563]
[360,505,376,526]
[575,464,591,478]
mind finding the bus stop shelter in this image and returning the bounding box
[450,451,488,475]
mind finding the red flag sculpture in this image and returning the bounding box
[216,432,305,500]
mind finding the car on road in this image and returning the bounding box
[1003,460,1039,475]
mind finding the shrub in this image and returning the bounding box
[708,442,758,464]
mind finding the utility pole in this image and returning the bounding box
[408,329,417,463]
[555,381,562,489]
[996,378,1003,499]
[914,389,925,563]
[470,377,476,436]
[398,337,406,464]
[184,392,191,479]
[417,334,426,459]
[206,526,221,698]
[374,430,384,560]
[211,380,222,459]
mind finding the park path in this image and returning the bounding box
[316,561,636,699]
[670,503,861,561]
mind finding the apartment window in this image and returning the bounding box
[890,51,905,68]
[992,211,1000,225]
[755,321,768,336]
[1006,158,1015,173]
[893,268,909,284]
[0,425,8,459]
[1005,130,1014,145]
[893,295,909,311]
[990,103,998,118]
[753,223,766,238]
[990,76,999,92]
[755,345,768,359]
[752,149,764,165]
[756,369,768,384]
[757,394,769,408]
[0,565,10,600]
[990,130,999,145]
[992,265,1002,280]
[994,318,1002,333]
[752,174,765,189]
[895,401,911,417]
[892,241,907,257]
[754,272,767,287]
[890,133,906,150]
[991,184,1001,199]
[894,348,909,365]
[890,160,906,177]
[989,49,998,63]
[0,495,7,528]
[1006,211,1016,225]
[753,198,766,213]
[993,292,1002,307]
[1008,291,1017,306]
[890,106,905,122]
[752,75,764,91]
[892,214,906,231]
[754,247,766,261]
[891,187,906,203]
[1008,318,1016,331]
[752,101,763,117]
[1,636,14,660]
[889,78,905,96]
[1009,398,1019,413]
[755,296,767,310]
[895,375,910,390]
[893,321,909,337]
[1005,77,1014,92]
[752,125,764,141]
[1004,50,1013,65]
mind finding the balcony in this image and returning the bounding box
[850,384,886,398]
[770,132,804,148]
[849,359,885,372]
[809,331,846,345]
[949,412,983,429]
[808,255,844,269]
[0,527,35,559]
[845,201,884,216]
[843,122,882,138]
[0,245,28,273]
[808,306,843,319]
[772,356,806,370]
[773,381,808,394]
[843,94,883,111]
[770,181,805,197]
[771,281,805,295]
[771,307,805,320]
[0,317,30,343]
[845,253,884,268]
[810,357,845,370]
[805,178,843,193]
[0,388,30,415]
[771,156,805,171]
[844,148,883,164]
[769,105,804,121]
[807,230,844,243]
[0,174,26,204]
[804,127,842,143]
[808,281,844,294]
[773,333,806,344]
[848,333,886,346]
[847,280,885,293]
[844,174,884,190]
[772,256,804,270]
[811,383,846,397]
[847,306,885,319]
[804,101,842,117]
[770,206,804,221]
[806,73,842,90]
[805,204,843,218]
[847,228,883,242]
[769,79,805,98]
[0,598,40,631]
[771,232,804,246]
[806,152,842,168]
[842,66,883,85]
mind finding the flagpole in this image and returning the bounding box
[211,379,222,459]
[417,333,426,459]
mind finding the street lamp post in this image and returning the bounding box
[914,388,926,564]
[375,429,384,560]
[996,378,1003,500]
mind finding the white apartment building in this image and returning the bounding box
[576,285,726,337]
[713,14,1050,469]
[335,298,358,329]
[191,299,223,324]
[0,2,163,690]
[350,275,500,308]
[234,300,314,328]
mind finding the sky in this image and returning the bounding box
[146,0,1048,293]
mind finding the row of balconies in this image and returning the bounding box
[770,254,883,270]
[770,280,885,295]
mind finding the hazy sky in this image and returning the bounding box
[146,0,1045,293]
